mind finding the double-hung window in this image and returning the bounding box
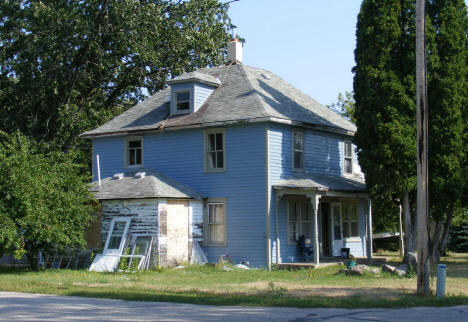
[175,90,191,112]
[342,203,359,238]
[127,137,143,167]
[205,130,225,172]
[205,201,226,246]
[287,199,312,244]
[344,141,353,174]
[292,131,304,170]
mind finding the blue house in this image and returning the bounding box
[82,39,372,270]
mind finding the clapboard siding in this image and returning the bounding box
[100,199,158,246]
[93,123,267,267]
[194,83,215,111]
[268,124,367,262]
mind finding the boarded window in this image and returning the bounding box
[293,132,304,170]
[205,131,224,171]
[206,202,226,245]
[287,199,312,243]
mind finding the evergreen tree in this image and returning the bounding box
[353,0,418,255]
[354,0,467,261]
[427,0,468,261]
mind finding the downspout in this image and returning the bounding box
[96,154,101,188]
[265,125,271,269]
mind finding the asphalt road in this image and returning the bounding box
[0,291,467,321]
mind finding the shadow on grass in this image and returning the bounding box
[63,288,468,309]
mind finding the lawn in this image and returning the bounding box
[0,253,467,308]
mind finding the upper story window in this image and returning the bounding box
[126,137,143,167]
[204,129,225,172]
[344,141,353,174]
[292,131,304,170]
[175,90,191,112]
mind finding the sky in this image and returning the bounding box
[228,1,364,106]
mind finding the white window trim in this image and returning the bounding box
[203,128,226,173]
[341,202,359,239]
[204,198,227,246]
[286,197,312,245]
[172,89,192,115]
[292,131,305,171]
[125,136,144,168]
[343,141,353,175]
[103,217,131,255]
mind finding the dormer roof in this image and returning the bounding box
[81,64,357,138]
[167,71,221,87]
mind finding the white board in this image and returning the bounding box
[89,254,120,272]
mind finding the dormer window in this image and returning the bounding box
[176,90,191,112]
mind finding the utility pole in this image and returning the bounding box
[416,0,430,296]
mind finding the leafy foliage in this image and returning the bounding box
[327,91,356,123]
[0,131,94,270]
[0,0,232,151]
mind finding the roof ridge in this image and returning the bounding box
[237,64,269,117]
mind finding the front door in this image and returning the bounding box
[331,203,343,256]
[321,203,330,256]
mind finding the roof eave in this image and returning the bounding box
[80,117,356,139]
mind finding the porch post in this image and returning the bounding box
[275,191,283,264]
[311,194,320,266]
[366,199,373,260]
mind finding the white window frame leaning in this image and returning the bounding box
[125,136,143,168]
[173,89,192,114]
[286,198,313,245]
[292,131,304,171]
[103,217,131,256]
[204,198,227,246]
[343,141,353,175]
[204,129,226,172]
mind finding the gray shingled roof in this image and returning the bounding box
[167,71,221,87]
[272,173,366,193]
[90,168,203,200]
[81,64,356,138]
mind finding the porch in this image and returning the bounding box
[268,173,372,268]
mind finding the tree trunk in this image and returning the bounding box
[430,220,443,263]
[430,202,455,263]
[399,204,405,257]
[403,190,415,258]
[26,246,40,271]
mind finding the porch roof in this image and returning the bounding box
[90,168,203,200]
[272,173,366,193]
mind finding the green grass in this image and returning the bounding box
[0,254,467,308]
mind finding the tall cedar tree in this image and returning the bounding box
[354,0,467,262]
[353,0,418,256]
[427,0,467,261]
[0,0,231,154]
